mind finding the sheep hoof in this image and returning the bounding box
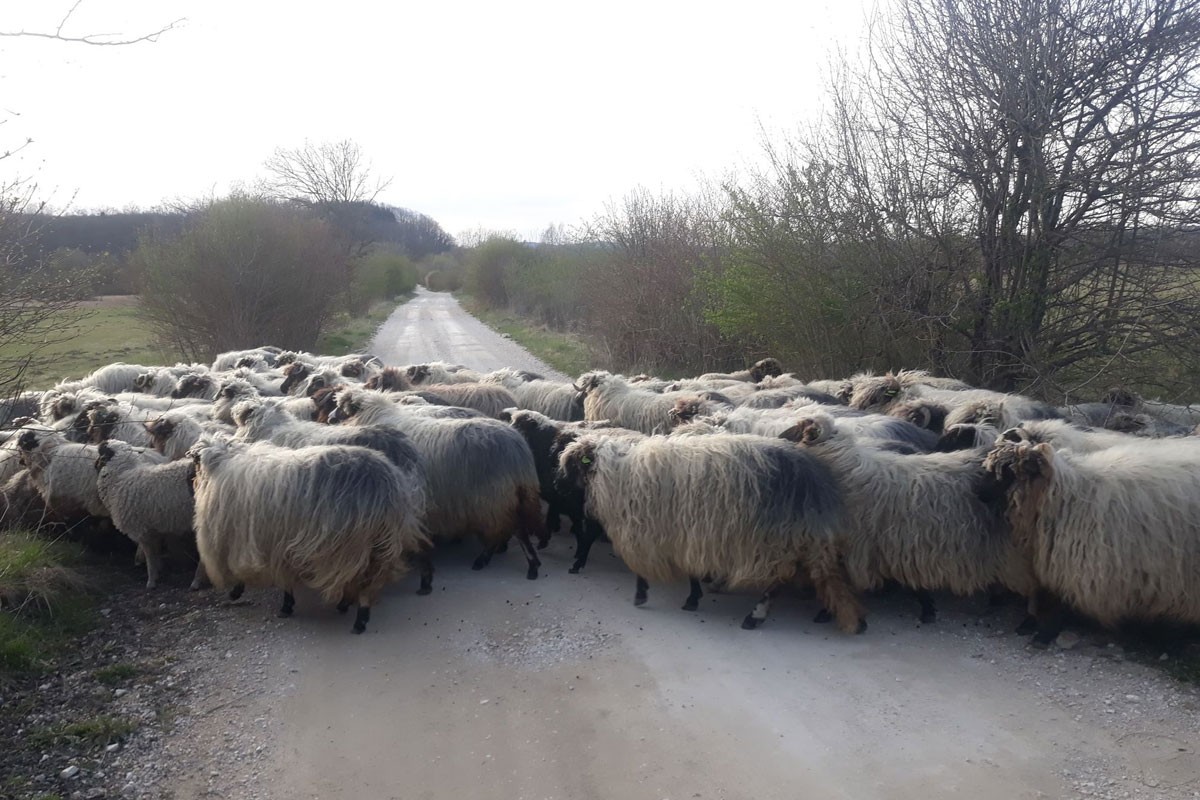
[352,623,366,634]
[1015,615,1038,636]
[189,582,203,592]
[536,539,549,551]
[855,619,868,635]
[526,566,539,580]
[568,564,582,574]
[415,585,432,596]
[633,595,647,607]
[145,581,158,590]
[336,600,351,614]
[471,557,489,571]
[277,608,293,618]
[228,583,245,601]
[919,610,937,624]
[741,615,762,630]
[813,608,833,624]
[682,599,699,612]
[352,607,370,634]
[496,541,509,554]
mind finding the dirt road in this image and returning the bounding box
[138,291,1199,800]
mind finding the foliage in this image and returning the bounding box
[348,249,418,313]
[466,302,596,377]
[133,195,347,361]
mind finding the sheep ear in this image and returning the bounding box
[1032,442,1053,460]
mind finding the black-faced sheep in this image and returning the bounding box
[697,357,785,383]
[189,437,429,633]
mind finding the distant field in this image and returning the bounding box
[2,298,170,390]
[3,295,400,390]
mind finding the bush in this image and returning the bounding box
[133,196,347,361]
[348,249,417,312]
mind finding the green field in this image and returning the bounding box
[2,296,400,390]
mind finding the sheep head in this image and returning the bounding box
[749,358,783,382]
[310,386,341,424]
[279,362,311,395]
[235,356,259,369]
[891,400,947,433]
[341,360,365,379]
[406,364,432,385]
[329,389,364,425]
[368,367,408,392]
[16,429,40,453]
[850,375,902,411]
[1101,387,1138,407]
[555,437,598,494]
[668,397,706,427]
[230,400,262,429]
[275,351,299,366]
[980,441,1054,502]
[779,415,833,446]
[937,424,989,452]
[134,373,155,392]
[87,407,122,443]
[172,374,211,399]
[94,440,127,470]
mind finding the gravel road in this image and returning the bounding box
[114,290,1199,800]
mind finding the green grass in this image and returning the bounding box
[465,302,595,378]
[93,662,138,686]
[0,531,95,675]
[317,297,405,356]
[28,714,138,748]
[0,301,168,391]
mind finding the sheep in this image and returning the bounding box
[737,385,841,410]
[94,440,197,589]
[367,371,516,419]
[697,357,785,383]
[86,403,156,448]
[555,431,863,632]
[330,388,546,584]
[53,363,158,395]
[189,437,429,633]
[1000,418,1200,454]
[211,379,263,424]
[575,371,729,435]
[145,411,232,461]
[981,438,1200,646]
[16,428,115,519]
[279,363,344,397]
[404,362,483,386]
[212,347,281,371]
[1,469,55,530]
[231,399,426,474]
[850,374,1060,427]
[482,369,584,421]
[804,379,855,404]
[780,412,1032,624]
[691,402,937,451]
[134,365,202,397]
[503,409,631,571]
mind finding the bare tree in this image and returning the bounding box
[263,140,393,206]
[0,1,183,46]
[749,0,1200,397]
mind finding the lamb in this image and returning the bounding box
[94,440,197,589]
[697,357,785,383]
[981,438,1200,646]
[330,388,546,585]
[189,437,429,633]
[555,431,863,632]
[575,371,729,435]
[780,412,1033,624]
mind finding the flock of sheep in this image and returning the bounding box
[2,349,1199,645]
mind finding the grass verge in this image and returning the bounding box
[0,531,96,676]
[463,300,594,378]
[317,296,407,356]
[28,713,139,747]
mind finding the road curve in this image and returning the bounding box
[157,293,1199,800]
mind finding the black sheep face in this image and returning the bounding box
[853,376,902,411]
[304,375,328,397]
[555,440,597,494]
[95,441,117,470]
[280,363,310,395]
[668,398,705,426]
[750,358,783,382]
[145,417,175,450]
[311,389,339,423]
[134,373,154,392]
[341,361,365,379]
[779,417,827,446]
[88,408,121,443]
[235,356,258,369]
[406,364,432,385]
[16,429,40,452]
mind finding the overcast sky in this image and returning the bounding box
[1,1,870,241]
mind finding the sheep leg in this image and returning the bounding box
[189,560,210,592]
[682,578,703,611]
[142,538,165,590]
[634,576,649,606]
[352,605,371,634]
[278,590,295,618]
[471,544,499,571]
[741,586,779,630]
[813,608,833,624]
[512,530,541,580]
[913,590,937,624]
[228,582,245,601]
[808,545,868,635]
[414,551,434,596]
[545,503,562,533]
[569,518,600,574]
[1029,589,1066,649]
[495,540,509,554]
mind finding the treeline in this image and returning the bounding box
[454,0,1200,403]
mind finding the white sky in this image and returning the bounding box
[1,1,870,241]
